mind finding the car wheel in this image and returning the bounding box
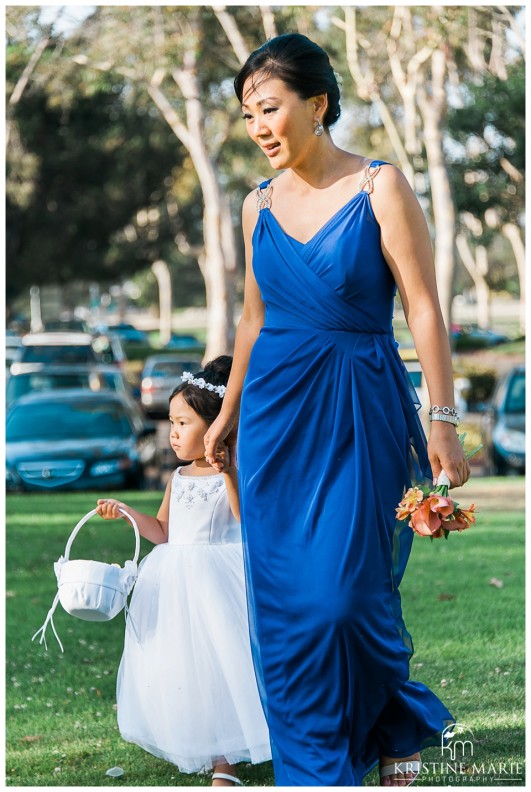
[492,451,508,476]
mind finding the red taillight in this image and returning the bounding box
[142,377,154,393]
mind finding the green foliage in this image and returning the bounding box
[6,74,186,298]
[6,485,525,786]
[5,6,526,314]
[447,62,525,230]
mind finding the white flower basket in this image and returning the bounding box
[32,508,140,652]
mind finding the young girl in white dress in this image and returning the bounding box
[96,356,271,787]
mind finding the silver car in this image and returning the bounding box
[141,355,202,417]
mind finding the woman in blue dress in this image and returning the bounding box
[205,34,470,787]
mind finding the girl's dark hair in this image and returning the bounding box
[169,355,232,426]
[234,33,341,128]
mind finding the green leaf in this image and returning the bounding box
[458,432,483,460]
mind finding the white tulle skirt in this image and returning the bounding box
[116,542,272,773]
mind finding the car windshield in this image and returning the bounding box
[505,372,525,414]
[21,345,96,365]
[6,401,131,441]
[6,372,122,403]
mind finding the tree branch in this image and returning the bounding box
[500,157,523,183]
[498,6,525,55]
[212,6,250,66]
[260,6,277,40]
[148,75,193,151]
[334,8,415,184]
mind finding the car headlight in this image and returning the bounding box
[493,426,526,454]
[90,459,132,477]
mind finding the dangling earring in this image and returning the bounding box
[314,119,324,137]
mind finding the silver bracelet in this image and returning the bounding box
[429,405,459,418]
[430,412,460,427]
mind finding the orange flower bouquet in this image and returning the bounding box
[396,433,479,540]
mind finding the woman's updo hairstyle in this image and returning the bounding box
[234,33,341,128]
[169,356,232,426]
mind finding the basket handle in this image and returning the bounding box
[63,508,140,565]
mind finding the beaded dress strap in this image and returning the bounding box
[256,179,273,211]
[358,160,383,194]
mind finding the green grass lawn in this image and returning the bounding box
[6,488,524,786]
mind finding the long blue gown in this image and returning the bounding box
[237,161,455,786]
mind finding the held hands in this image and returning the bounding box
[96,499,127,520]
[215,442,236,474]
[204,413,238,473]
[428,423,470,488]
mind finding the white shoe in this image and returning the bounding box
[212,772,243,786]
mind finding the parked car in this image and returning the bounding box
[44,319,90,333]
[106,323,149,345]
[141,355,202,417]
[403,359,423,400]
[401,353,466,416]
[6,390,158,492]
[12,333,100,369]
[164,333,205,353]
[91,332,127,368]
[482,365,525,475]
[6,331,22,369]
[451,324,509,351]
[6,364,136,409]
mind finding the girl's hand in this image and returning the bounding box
[427,424,471,488]
[216,442,236,474]
[204,414,238,472]
[96,498,127,519]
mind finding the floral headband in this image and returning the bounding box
[181,371,226,398]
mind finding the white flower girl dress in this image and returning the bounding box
[116,467,272,773]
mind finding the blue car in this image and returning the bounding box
[165,333,205,352]
[108,323,149,345]
[6,390,158,492]
[482,365,525,475]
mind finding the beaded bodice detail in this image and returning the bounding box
[171,469,225,509]
[168,467,241,545]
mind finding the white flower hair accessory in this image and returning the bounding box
[181,371,226,398]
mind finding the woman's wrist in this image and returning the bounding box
[429,419,458,432]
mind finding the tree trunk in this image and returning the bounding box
[196,249,231,362]
[148,56,236,361]
[502,222,526,335]
[455,234,491,329]
[418,49,455,332]
[151,260,172,346]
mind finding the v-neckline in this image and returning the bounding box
[265,188,367,248]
